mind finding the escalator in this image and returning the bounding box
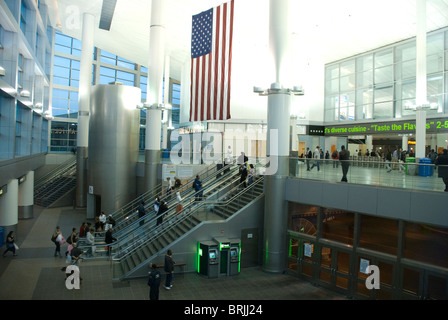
[109,166,265,280]
[34,157,77,207]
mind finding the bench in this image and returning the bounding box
[153,261,186,272]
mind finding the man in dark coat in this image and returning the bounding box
[339,145,350,182]
[435,149,448,192]
[164,250,175,290]
[148,264,162,300]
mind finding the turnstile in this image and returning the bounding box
[198,241,219,278]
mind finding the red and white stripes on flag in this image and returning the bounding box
[190,0,234,122]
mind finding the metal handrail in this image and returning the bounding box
[109,163,217,226]
[112,164,241,239]
[112,168,265,263]
[34,157,77,189]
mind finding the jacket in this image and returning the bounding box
[164,254,175,273]
[435,154,448,178]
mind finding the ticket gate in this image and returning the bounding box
[198,241,219,278]
[215,237,241,276]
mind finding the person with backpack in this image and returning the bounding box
[193,175,203,201]
[331,149,339,168]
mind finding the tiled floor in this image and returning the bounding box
[0,204,347,301]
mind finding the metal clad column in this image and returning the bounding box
[145,0,166,192]
[18,171,34,219]
[76,13,94,207]
[0,179,18,242]
[262,0,291,274]
[415,0,427,159]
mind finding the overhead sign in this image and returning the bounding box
[324,118,448,136]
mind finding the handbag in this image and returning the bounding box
[14,243,19,250]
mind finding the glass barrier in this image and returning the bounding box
[288,157,446,193]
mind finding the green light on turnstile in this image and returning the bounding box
[238,242,241,273]
[220,243,230,250]
[197,242,201,274]
[288,238,292,257]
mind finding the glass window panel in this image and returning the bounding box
[116,70,135,82]
[54,44,72,55]
[325,65,339,79]
[339,92,355,121]
[117,60,135,70]
[395,41,416,62]
[52,89,69,99]
[427,53,443,74]
[357,70,373,88]
[72,38,82,50]
[141,66,148,74]
[325,78,339,94]
[375,86,393,103]
[71,60,80,70]
[404,222,448,268]
[374,50,393,68]
[356,55,373,72]
[340,61,355,76]
[52,108,68,117]
[340,75,356,91]
[359,215,398,255]
[53,76,70,86]
[99,75,115,85]
[53,65,70,78]
[373,101,393,118]
[427,33,443,56]
[53,56,71,67]
[397,60,416,79]
[55,32,72,46]
[321,209,354,245]
[100,67,116,77]
[52,98,68,109]
[375,66,393,84]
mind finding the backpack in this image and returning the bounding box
[192,181,197,189]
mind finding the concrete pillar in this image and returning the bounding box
[0,179,18,243]
[145,0,166,192]
[262,0,292,274]
[76,13,95,207]
[18,171,34,219]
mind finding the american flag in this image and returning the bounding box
[190,0,234,122]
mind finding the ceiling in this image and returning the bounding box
[48,0,448,82]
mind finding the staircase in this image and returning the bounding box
[110,174,265,280]
[34,158,77,207]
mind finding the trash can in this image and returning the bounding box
[419,157,433,177]
[405,157,416,175]
[0,227,4,247]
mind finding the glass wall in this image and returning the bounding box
[325,27,448,123]
[50,32,182,153]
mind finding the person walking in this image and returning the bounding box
[435,149,448,192]
[164,249,175,290]
[3,231,17,257]
[339,145,350,182]
[51,226,64,257]
[137,200,146,226]
[193,175,203,201]
[148,264,162,300]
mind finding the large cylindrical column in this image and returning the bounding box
[0,179,18,243]
[88,84,141,214]
[262,0,291,274]
[18,171,34,219]
[145,0,166,192]
[76,13,95,207]
[415,0,427,159]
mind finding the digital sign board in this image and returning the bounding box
[324,118,448,136]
